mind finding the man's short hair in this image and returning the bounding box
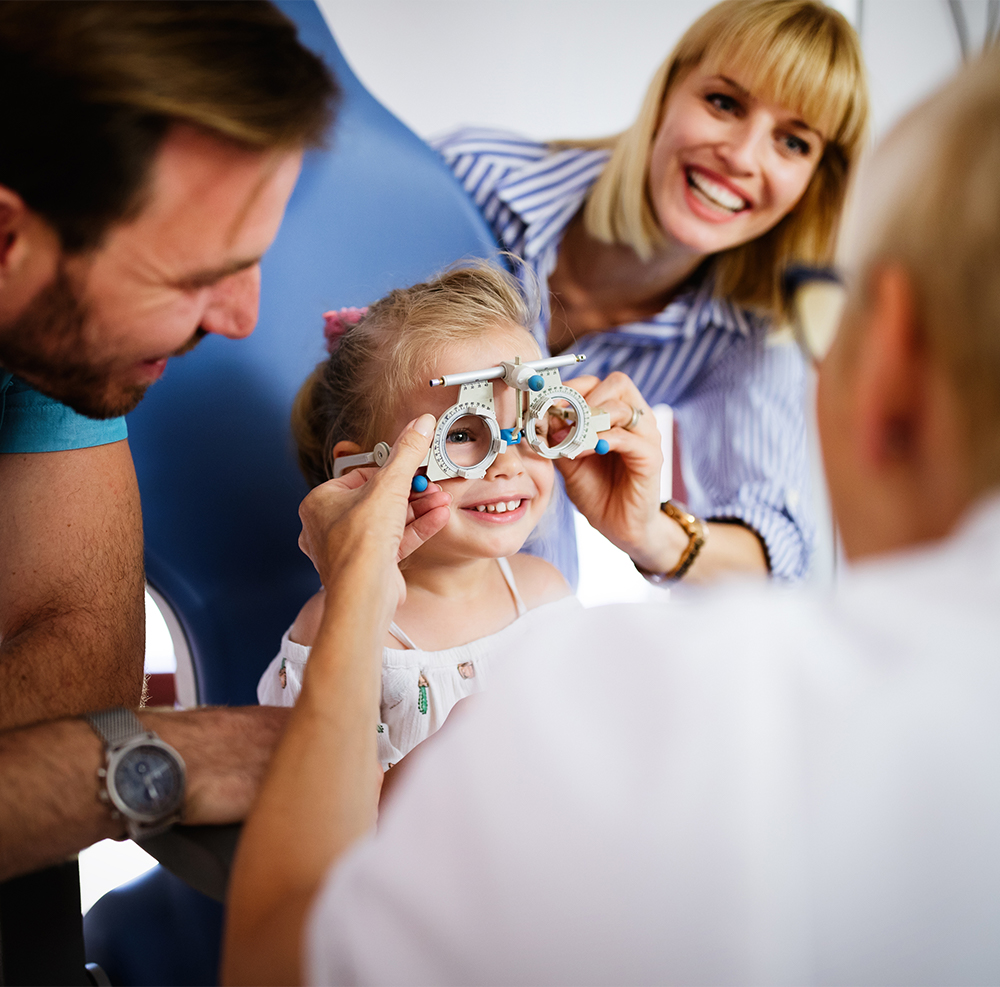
[0,1,338,252]
[844,46,1000,487]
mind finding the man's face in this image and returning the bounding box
[0,125,302,418]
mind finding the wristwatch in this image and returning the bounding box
[633,500,708,584]
[84,708,186,840]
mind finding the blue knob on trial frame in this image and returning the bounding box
[500,428,522,444]
[595,439,610,455]
[528,375,545,391]
[411,474,429,493]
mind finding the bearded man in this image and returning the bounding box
[0,4,337,980]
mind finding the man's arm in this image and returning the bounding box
[0,440,145,729]
[0,705,289,882]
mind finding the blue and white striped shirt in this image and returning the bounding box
[434,128,814,581]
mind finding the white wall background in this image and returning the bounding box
[318,1,993,145]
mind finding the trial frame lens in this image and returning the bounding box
[525,385,592,460]
[782,265,847,365]
[431,403,504,479]
[443,414,496,469]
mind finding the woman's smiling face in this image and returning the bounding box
[647,64,826,257]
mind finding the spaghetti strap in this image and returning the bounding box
[497,557,528,617]
[388,620,420,650]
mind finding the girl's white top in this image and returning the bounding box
[257,557,581,768]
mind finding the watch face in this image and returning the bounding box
[113,743,183,818]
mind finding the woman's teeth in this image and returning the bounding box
[473,499,522,514]
[687,170,747,212]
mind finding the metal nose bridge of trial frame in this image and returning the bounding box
[333,353,612,487]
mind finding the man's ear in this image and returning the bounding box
[332,440,362,460]
[0,185,28,273]
[0,184,61,317]
[854,264,926,470]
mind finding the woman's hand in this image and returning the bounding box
[297,415,450,601]
[559,373,685,573]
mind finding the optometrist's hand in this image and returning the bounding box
[557,373,674,572]
[297,415,450,597]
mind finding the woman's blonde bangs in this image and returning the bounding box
[696,5,866,149]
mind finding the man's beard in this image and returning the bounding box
[0,263,204,420]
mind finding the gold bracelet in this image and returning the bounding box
[633,501,708,584]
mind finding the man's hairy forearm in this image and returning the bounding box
[0,705,289,882]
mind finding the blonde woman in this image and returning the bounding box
[435,0,868,586]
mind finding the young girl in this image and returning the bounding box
[258,263,580,768]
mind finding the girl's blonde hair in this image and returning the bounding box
[293,261,538,488]
[566,0,868,316]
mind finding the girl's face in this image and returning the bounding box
[647,64,826,257]
[390,326,555,565]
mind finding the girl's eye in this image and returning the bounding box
[447,430,472,444]
[780,133,812,156]
[706,92,740,114]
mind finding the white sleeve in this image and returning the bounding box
[256,632,307,707]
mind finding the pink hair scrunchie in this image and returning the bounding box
[322,306,368,353]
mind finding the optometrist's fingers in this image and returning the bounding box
[407,486,449,521]
[578,417,662,472]
[296,469,437,571]
[297,416,439,586]
[563,372,656,433]
[365,415,451,563]
[407,480,445,506]
[557,386,665,560]
[402,485,452,561]
[332,465,378,488]
[400,499,452,562]
[560,373,600,400]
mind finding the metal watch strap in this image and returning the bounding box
[84,707,149,749]
[84,707,185,840]
[634,500,708,584]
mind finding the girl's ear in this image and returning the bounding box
[332,440,362,460]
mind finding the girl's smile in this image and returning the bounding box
[460,496,531,522]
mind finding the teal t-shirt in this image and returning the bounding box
[0,370,127,453]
